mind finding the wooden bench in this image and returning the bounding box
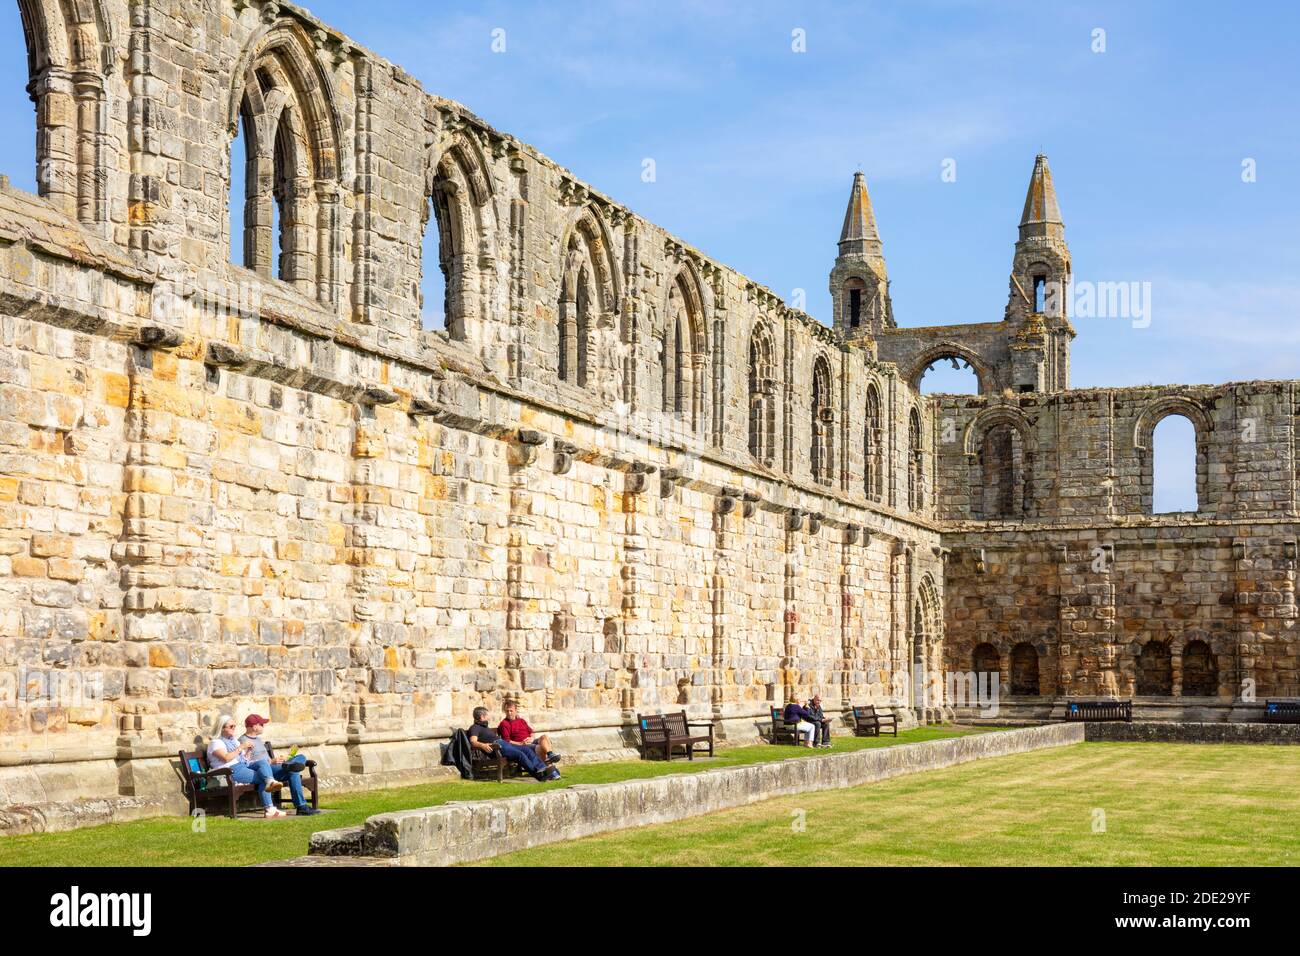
[637,711,715,760]
[1263,700,1300,723]
[1064,699,1132,722]
[851,704,898,737]
[267,744,320,810]
[769,706,806,745]
[470,746,522,782]
[177,745,320,818]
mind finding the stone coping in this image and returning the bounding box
[1083,721,1300,744]
[308,723,1083,866]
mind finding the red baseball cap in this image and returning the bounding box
[244,714,269,728]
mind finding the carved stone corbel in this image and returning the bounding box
[205,342,248,368]
[844,524,861,546]
[510,428,548,468]
[627,461,654,495]
[742,491,760,519]
[408,396,440,417]
[134,326,184,350]
[807,512,823,535]
[786,508,804,533]
[660,467,681,498]
[554,439,578,476]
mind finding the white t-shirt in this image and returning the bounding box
[207,734,245,770]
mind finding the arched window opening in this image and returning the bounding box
[1152,414,1198,514]
[558,235,590,385]
[908,407,924,511]
[978,424,1025,518]
[748,325,776,466]
[1136,641,1172,696]
[229,110,249,266]
[843,276,866,329]
[659,270,707,433]
[229,28,342,305]
[972,643,1000,680]
[918,356,979,395]
[14,0,110,225]
[1182,640,1217,697]
[1033,275,1046,313]
[420,192,449,332]
[558,210,618,391]
[811,356,834,485]
[864,383,883,502]
[271,116,291,279]
[1010,642,1040,695]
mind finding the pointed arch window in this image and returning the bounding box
[17,0,112,226]
[748,324,776,465]
[908,407,924,511]
[864,382,883,502]
[558,209,620,391]
[228,24,343,305]
[811,356,834,485]
[659,268,708,434]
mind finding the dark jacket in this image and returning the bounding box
[441,728,476,780]
[783,703,814,723]
[806,702,827,723]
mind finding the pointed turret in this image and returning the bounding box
[1018,153,1064,241]
[830,171,891,340]
[1005,153,1073,392]
[838,170,883,257]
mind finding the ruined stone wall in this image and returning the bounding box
[936,387,1300,712]
[0,0,943,819]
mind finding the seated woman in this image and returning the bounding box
[207,714,286,818]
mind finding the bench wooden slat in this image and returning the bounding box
[851,704,898,738]
[637,711,714,761]
[177,743,322,818]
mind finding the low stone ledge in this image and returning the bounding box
[1084,721,1300,745]
[325,724,1082,866]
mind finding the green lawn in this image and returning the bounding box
[0,725,982,867]
[479,741,1300,866]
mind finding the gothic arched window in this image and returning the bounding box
[748,324,776,465]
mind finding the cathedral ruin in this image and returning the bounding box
[0,0,1295,827]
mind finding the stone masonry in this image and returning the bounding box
[0,1,1292,828]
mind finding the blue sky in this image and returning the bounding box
[5,0,1296,509]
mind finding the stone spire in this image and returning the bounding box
[838,170,883,258]
[1005,153,1073,393]
[1018,153,1064,241]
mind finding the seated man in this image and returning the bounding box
[239,714,320,816]
[497,699,561,766]
[208,714,284,818]
[782,699,817,748]
[806,694,833,749]
[468,706,560,781]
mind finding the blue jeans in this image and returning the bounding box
[271,761,309,808]
[230,760,275,807]
[498,741,548,776]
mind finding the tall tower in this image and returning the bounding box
[830,171,892,343]
[1005,154,1074,393]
